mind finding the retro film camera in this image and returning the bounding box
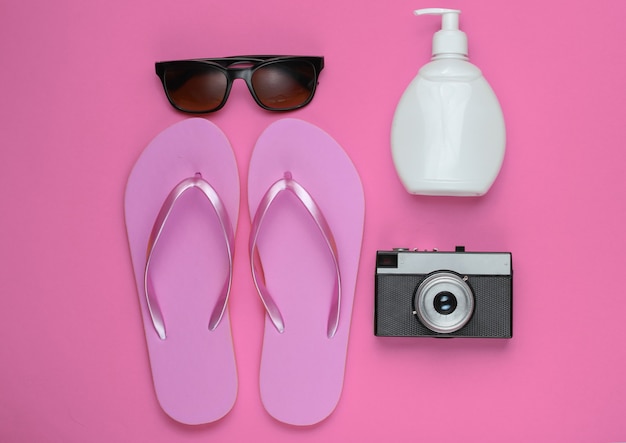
[375,247,513,338]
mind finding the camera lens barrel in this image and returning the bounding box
[414,272,474,333]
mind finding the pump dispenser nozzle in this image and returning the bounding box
[415,8,467,58]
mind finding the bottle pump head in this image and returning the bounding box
[415,8,468,58]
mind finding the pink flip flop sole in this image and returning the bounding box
[247,118,365,425]
[125,118,239,425]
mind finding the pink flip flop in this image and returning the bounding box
[248,118,365,426]
[125,118,239,425]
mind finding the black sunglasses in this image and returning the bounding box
[155,55,324,113]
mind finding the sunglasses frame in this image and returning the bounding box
[155,55,324,113]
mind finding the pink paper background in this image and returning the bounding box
[1,0,625,441]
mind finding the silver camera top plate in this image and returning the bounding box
[376,249,512,276]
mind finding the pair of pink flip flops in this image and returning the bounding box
[125,118,365,426]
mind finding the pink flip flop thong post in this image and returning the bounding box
[248,118,365,426]
[125,118,239,425]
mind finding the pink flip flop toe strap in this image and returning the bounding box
[144,173,235,340]
[249,172,342,338]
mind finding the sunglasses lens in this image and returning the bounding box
[251,60,317,110]
[163,65,228,112]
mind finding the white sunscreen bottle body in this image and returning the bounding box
[391,9,505,196]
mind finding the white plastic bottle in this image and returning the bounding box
[391,8,505,196]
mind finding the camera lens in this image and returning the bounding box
[414,272,474,334]
[433,291,457,315]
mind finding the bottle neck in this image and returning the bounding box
[432,53,469,61]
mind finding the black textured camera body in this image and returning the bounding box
[375,249,513,338]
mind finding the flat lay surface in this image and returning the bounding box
[1,0,625,441]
